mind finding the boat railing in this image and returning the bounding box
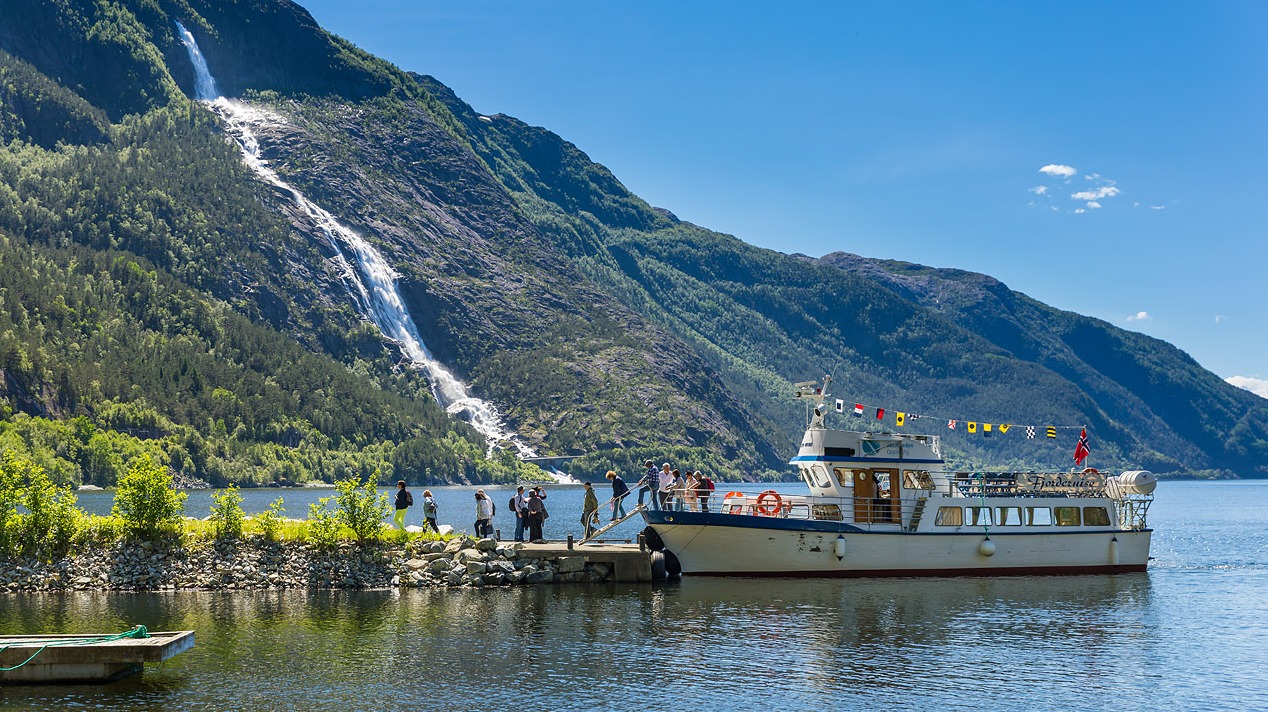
[699,491,929,531]
[946,471,1110,498]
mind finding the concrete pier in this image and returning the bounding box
[520,542,653,582]
[0,630,194,684]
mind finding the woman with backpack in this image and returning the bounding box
[422,490,439,533]
[393,480,413,531]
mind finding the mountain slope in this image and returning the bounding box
[0,0,1263,484]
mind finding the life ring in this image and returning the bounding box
[1082,467,1099,475]
[755,490,782,516]
[1080,467,1105,489]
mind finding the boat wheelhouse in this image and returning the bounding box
[642,378,1155,577]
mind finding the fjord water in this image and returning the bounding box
[3,481,1266,711]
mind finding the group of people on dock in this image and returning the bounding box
[389,460,717,542]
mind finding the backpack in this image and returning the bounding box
[509,495,517,513]
[425,499,437,515]
[405,491,414,507]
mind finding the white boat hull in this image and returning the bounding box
[645,512,1151,577]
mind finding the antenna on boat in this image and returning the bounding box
[794,374,832,427]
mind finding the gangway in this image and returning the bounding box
[580,504,646,545]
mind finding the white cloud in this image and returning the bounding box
[1029,185,1048,195]
[1040,164,1077,178]
[1072,186,1122,201]
[1227,376,1268,399]
[1073,208,1087,214]
[1086,201,1102,209]
[1215,315,1227,324]
[1126,311,1150,321]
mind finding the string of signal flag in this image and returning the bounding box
[797,381,1093,464]
[795,384,1085,440]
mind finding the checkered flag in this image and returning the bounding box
[1026,426,1035,439]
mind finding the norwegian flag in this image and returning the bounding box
[853,403,864,416]
[947,419,957,430]
[1074,427,1091,465]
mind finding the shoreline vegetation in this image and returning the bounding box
[1,453,616,591]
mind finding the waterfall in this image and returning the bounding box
[174,22,569,473]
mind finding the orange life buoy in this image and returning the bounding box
[724,491,745,499]
[755,490,782,516]
[1082,467,1099,475]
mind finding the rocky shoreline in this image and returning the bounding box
[0,537,617,593]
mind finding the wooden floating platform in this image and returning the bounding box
[0,630,194,684]
[520,542,653,582]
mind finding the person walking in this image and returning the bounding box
[392,480,412,531]
[684,471,699,512]
[526,487,546,543]
[696,471,715,513]
[637,460,656,510]
[581,482,599,538]
[512,485,528,542]
[474,489,494,538]
[421,489,439,532]
[606,470,629,520]
[657,463,674,510]
[671,469,686,511]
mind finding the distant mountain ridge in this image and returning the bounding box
[0,0,1263,485]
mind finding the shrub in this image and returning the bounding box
[306,496,341,550]
[333,473,388,544]
[210,484,245,540]
[253,497,285,541]
[0,453,81,556]
[112,455,187,539]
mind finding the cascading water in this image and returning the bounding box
[174,22,570,474]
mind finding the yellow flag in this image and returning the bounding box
[1046,426,1057,438]
[967,422,977,433]
[984,423,993,435]
[896,412,906,426]
[999,424,1011,434]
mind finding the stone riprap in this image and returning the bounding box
[0,538,615,592]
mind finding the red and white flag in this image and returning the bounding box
[947,419,957,430]
[1073,427,1091,466]
[853,403,864,415]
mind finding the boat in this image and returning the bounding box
[641,377,1155,577]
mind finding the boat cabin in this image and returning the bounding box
[789,428,947,524]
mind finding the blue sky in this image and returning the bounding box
[299,1,1268,396]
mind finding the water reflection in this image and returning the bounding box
[5,480,1268,711]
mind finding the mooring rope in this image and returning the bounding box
[0,625,150,672]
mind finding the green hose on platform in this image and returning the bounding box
[0,624,150,672]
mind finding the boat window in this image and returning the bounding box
[815,468,832,489]
[935,506,962,526]
[800,467,815,489]
[903,470,934,490]
[812,504,843,521]
[1083,507,1110,526]
[1025,507,1052,526]
[966,507,994,526]
[995,506,1022,526]
[834,467,853,487]
[1054,507,1081,526]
